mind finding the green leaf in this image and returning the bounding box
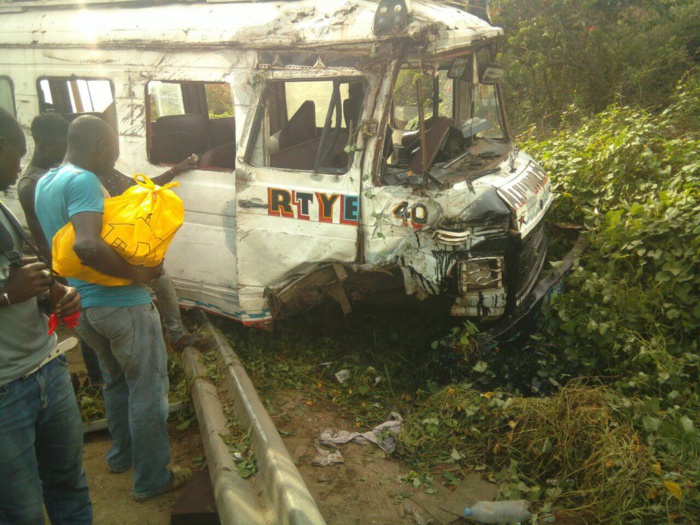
[680,416,696,435]
[472,361,488,373]
[450,448,464,461]
[655,271,672,283]
[642,416,662,433]
[176,419,192,431]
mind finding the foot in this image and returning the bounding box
[169,333,213,353]
[132,466,192,502]
[107,464,130,474]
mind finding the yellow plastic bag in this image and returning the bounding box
[52,174,185,286]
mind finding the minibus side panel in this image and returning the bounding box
[235,73,363,322]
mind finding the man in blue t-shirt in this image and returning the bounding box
[0,108,92,523]
[35,115,191,502]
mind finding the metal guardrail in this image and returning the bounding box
[181,311,326,525]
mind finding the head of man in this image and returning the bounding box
[0,108,26,192]
[65,115,119,178]
[31,112,69,167]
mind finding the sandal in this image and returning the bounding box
[133,466,192,502]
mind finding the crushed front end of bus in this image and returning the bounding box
[357,42,554,326]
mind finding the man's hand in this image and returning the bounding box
[131,262,164,284]
[172,154,199,175]
[50,284,81,318]
[3,258,53,304]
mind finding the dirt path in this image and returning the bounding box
[272,391,412,524]
[271,391,497,525]
[66,342,205,525]
[83,427,204,525]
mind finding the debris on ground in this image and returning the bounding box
[312,412,403,466]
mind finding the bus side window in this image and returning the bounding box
[147,81,235,171]
[0,77,16,115]
[249,78,363,174]
[37,77,117,132]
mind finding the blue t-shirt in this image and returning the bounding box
[35,164,151,308]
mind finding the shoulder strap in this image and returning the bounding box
[0,202,46,266]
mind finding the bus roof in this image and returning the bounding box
[0,0,502,54]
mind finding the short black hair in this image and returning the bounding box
[31,112,69,145]
[0,107,22,143]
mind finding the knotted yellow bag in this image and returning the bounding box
[52,174,184,286]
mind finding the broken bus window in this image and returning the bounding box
[248,78,364,174]
[147,80,235,171]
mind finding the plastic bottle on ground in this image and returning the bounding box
[462,500,532,523]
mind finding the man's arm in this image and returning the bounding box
[71,211,162,284]
[110,154,198,197]
[150,154,199,187]
[17,179,51,262]
[0,257,81,318]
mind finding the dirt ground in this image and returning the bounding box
[271,391,413,525]
[63,328,495,525]
[271,391,497,525]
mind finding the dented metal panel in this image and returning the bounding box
[0,0,553,328]
[0,1,501,52]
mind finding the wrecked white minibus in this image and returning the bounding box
[0,0,553,328]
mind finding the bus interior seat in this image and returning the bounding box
[151,113,209,164]
[200,142,236,170]
[400,116,436,151]
[343,97,362,129]
[60,107,118,133]
[270,129,349,171]
[270,100,316,155]
[270,137,320,170]
[207,117,235,148]
[61,111,104,122]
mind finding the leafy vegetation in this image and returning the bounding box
[407,72,700,523]
[400,383,692,524]
[215,306,457,426]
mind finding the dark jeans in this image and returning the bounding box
[80,339,104,385]
[0,357,92,524]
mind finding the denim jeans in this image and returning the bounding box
[149,273,185,343]
[77,303,171,499]
[0,357,92,525]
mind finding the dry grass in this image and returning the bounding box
[401,384,696,524]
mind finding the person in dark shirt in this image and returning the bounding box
[0,107,92,524]
[18,113,69,262]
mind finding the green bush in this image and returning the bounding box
[528,72,700,517]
